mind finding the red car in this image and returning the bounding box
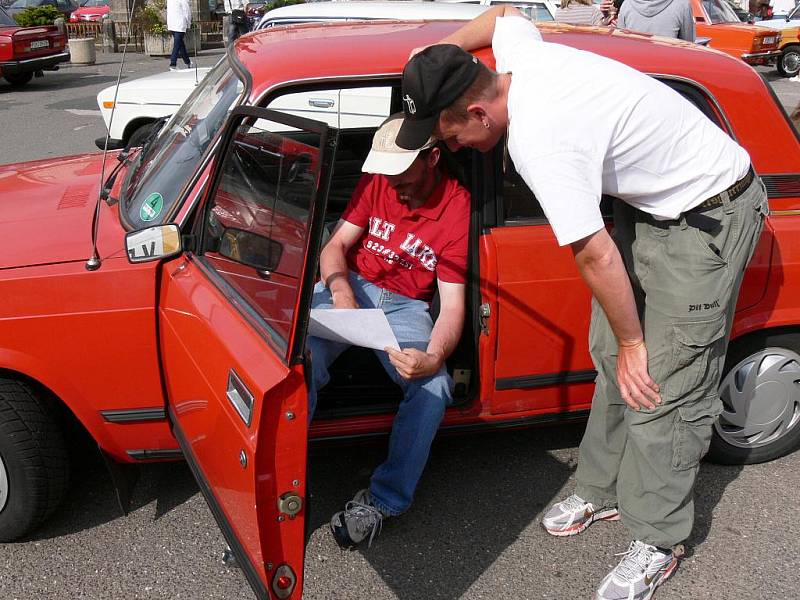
[0,19,799,599]
[68,0,108,22]
[0,5,68,86]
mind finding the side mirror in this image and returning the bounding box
[218,227,283,274]
[126,224,182,263]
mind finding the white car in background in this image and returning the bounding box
[435,0,558,22]
[96,1,489,149]
[755,3,800,31]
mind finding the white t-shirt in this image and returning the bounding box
[493,17,751,246]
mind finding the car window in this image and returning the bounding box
[701,0,740,23]
[492,1,554,21]
[0,7,15,24]
[266,86,392,130]
[501,79,725,225]
[200,118,323,355]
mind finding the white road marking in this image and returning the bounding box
[66,109,102,116]
[73,124,94,131]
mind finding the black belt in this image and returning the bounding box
[687,166,755,214]
[646,166,755,232]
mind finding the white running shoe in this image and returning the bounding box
[541,494,620,536]
[596,540,679,600]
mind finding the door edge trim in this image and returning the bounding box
[169,407,270,600]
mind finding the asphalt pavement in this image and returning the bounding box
[0,49,799,600]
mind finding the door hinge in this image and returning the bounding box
[479,303,491,336]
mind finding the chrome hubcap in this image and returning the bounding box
[0,453,8,513]
[784,51,800,74]
[716,348,800,449]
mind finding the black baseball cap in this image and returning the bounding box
[397,44,481,150]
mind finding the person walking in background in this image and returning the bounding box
[556,0,616,26]
[224,0,248,44]
[617,0,695,41]
[167,0,193,71]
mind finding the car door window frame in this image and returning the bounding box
[190,105,338,364]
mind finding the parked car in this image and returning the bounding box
[68,0,109,22]
[772,24,800,75]
[96,1,489,149]
[757,2,800,28]
[0,4,68,86]
[436,0,558,22]
[6,0,79,21]
[3,15,800,598]
[692,0,782,64]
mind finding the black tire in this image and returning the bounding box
[706,332,800,465]
[777,45,800,78]
[0,379,69,541]
[126,122,155,149]
[3,72,34,87]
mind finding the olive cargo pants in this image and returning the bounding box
[575,176,768,548]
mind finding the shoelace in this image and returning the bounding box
[560,494,587,513]
[343,500,384,548]
[613,541,655,582]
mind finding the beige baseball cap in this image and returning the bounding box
[361,112,437,176]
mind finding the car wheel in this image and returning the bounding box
[126,122,155,149]
[776,45,800,78]
[3,72,34,87]
[0,379,69,541]
[707,333,800,465]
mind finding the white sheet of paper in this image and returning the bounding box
[308,308,400,351]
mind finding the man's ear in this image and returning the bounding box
[426,146,441,169]
[466,103,488,122]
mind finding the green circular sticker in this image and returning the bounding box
[140,192,164,222]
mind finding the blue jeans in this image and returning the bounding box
[169,31,190,67]
[308,272,453,516]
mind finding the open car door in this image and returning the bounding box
[157,107,337,599]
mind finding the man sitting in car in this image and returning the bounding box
[307,113,470,549]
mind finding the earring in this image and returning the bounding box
[484,121,490,130]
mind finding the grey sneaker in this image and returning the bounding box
[541,494,619,536]
[596,540,679,600]
[330,489,386,549]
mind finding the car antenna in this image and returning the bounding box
[86,0,137,271]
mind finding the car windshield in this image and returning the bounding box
[120,59,245,229]
[81,0,108,6]
[0,7,16,24]
[702,0,741,23]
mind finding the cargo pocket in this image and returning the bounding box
[672,395,721,471]
[666,315,727,403]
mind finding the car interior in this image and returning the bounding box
[204,75,727,422]
[307,113,484,420]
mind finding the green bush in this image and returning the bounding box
[133,1,168,35]
[14,5,61,26]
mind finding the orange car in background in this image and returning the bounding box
[692,0,782,64]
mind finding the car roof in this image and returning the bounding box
[236,19,792,170]
[239,19,760,98]
[258,0,489,28]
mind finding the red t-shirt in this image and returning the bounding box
[341,171,470,302]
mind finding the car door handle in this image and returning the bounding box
[308,98,335,108]
[226,369,254,427]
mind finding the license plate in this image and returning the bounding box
[29,40,49,49]
[762,36,776,45]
